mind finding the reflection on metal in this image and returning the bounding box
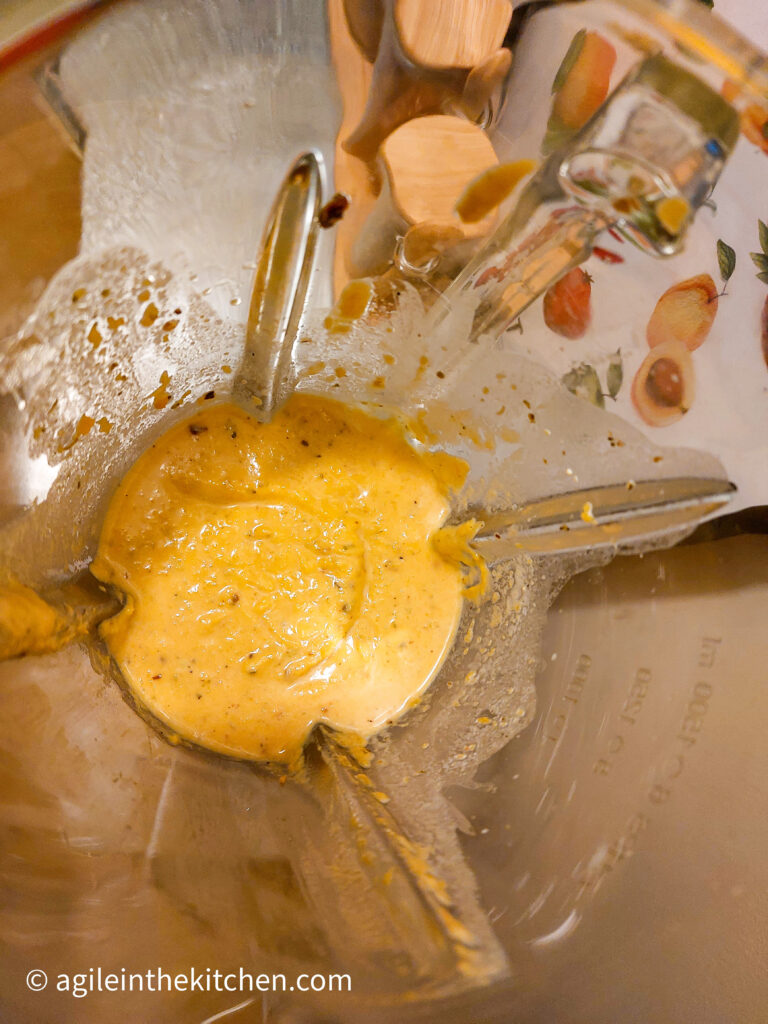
[510,0,768,105]
[234,151,323,421]
[428,53,739,354]
[34,57,86,156]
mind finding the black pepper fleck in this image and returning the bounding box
[318,192,350,229]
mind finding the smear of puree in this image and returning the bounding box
[91,394,485,763]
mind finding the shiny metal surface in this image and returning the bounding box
[236,151,323,420]
[474,476,737,556]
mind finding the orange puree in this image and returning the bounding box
[91,394,478,763]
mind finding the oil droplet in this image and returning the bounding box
[171,389,192,409]
[323,280,373,334]
[151,371,172,410]
[88,323,103,349]
[141,303,160,328]
[58,413,95,452]
[76,414,94,437]
[302,361,326,378]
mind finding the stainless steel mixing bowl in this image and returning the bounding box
[1,2,766,1021]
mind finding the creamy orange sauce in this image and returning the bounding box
[91,394,478,764]
[0,583,69,660]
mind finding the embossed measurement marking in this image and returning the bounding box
[649,636,720,804]
[578,635,721,896]
[546,652,591,745]
[593,666,652,777]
